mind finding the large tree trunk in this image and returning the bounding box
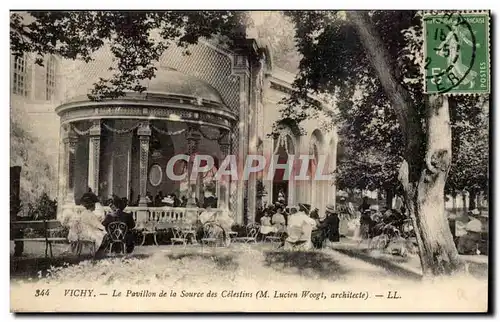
[348,11,464,276]
[414,95,463,275]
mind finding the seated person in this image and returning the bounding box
[154,192,166,207]
[260,213,277,237]
[196,206,232,245]
[98,196,136,255]
[62,192,106,255]
[171,194,181,207]
[313,204,340,248]
[215,208,234,245]
[271,207,286,232]
[163,194,175,207]
[196,205,217,241]
[457,209,486,255]
[199,205,217,224]
[284,205,317,251]
[180,196,188,207]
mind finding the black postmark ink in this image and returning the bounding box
[424,12,477,94]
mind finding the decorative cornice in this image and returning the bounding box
[55,92,237,131]
[269,79,322,108]
[58,105,233,131]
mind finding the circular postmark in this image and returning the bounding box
[424,12,477,94]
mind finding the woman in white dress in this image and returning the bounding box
[284,206,317,251]
[260,213,277,236]
[61,193,106,255]
[271,207,286,232]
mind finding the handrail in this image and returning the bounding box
[58,205,220,224]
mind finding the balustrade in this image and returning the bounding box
[61,204,208,227]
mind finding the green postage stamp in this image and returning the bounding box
[423,11,490,94]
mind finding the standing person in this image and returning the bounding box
[359,209,372,240]
[271,206,286,232]
[324,205,341,243]
[277,189,286,205]
[359,196,371,213]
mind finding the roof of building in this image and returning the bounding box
[141,69,225,105]
[61,68,226,106]
[55,69,236,128]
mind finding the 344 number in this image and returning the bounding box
[34,289,50,297]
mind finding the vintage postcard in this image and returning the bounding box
[9,10,490,312]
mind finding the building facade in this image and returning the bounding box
[11,35,338,225]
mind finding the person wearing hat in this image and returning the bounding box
[456,208,488,255]
[277,189,286,204]
[313,204,340,248]
[284,205,317,251]
[359,207,373,240]
[98,195,136,256]
[62,192,106,255]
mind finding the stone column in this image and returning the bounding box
[137,122,151,207]
[246,59,264,222]
[233,54,250,224]
[186,125,202,207]
[63,124,79,204]
[217,130,231,209]
[87,120,101,195]
[329,130,338,209]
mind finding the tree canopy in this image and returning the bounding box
[11,11,247,100]
[283,11,488,196]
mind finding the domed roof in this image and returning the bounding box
[142,69,225,105]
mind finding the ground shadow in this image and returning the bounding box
[10,253,152,280]
[334,248,423,281]
[263,250,349,281]
[164,253,238,271]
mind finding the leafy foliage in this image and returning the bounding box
[284,11,488,194]
[251,11,302,74]
[11,11,247,100]
[25,193,58,220]
[448,98,489,193]
[10,10,489,197]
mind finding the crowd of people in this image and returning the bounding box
[60,189,227,256]
[60,187,487,257]
[61,190,137,258]
[255,201,342,251]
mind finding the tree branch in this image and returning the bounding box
[346,11,424,159]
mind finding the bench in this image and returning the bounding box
[11,220,94,258]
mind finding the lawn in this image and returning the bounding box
[10,242,489,312]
